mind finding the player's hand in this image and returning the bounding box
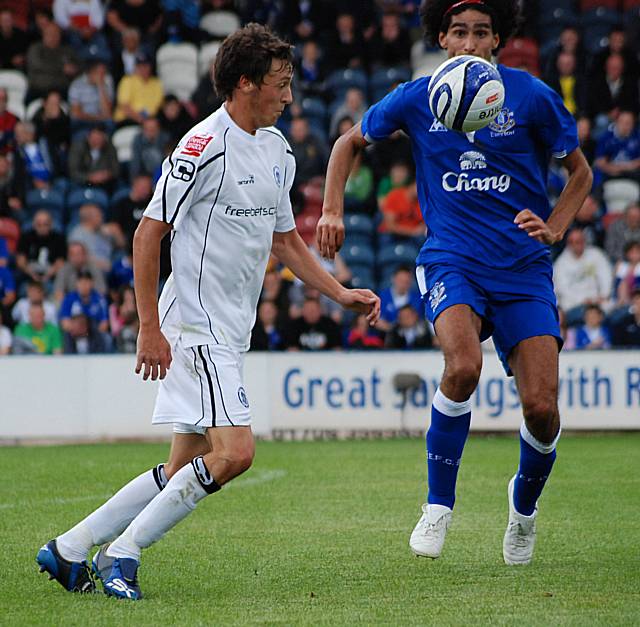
[337,288,381,325]
[316,213,345,259]
[514,209,559,245]
[136,326,172,381]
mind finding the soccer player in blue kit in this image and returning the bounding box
[317,0,593,565]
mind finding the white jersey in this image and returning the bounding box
[144,105,296,351]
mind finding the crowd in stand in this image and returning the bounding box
[0,0,639,355]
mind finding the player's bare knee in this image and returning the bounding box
[522,399,559,443]
[444,360,481,397]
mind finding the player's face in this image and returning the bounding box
[439,9,499,62]
[253,58,293,128]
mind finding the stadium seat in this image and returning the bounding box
[0,69,27,118]
[25,98,43,121]
[377,242,419,276]
[25,188,65,220]
[581,8,622,53]
[341,243,375,267]
[156,43,199,101]
[411,48,448,79]
[349,265,376,289]
[199,11,241,38]
[580,0,618,10]
[344,214,374,238]
[112,125,140,164]
[603,179,640,213]
[537,7,577,46]
[498,37,541,76]
[295,211,319,245]
[370,67,412,101]
[67,187,110,214]
[301,97,327,123]
[199,41,221,76]
[110,187,131,208]
[325,68,368,101]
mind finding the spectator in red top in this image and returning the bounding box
[379,178,425,247]
[347,313,384,349]
[0,88,18,156]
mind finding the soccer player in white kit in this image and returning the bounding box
[36,24,380,599]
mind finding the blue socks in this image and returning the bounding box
[513,423,559,516]
[426,388,471,509]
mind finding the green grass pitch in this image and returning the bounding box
[1,434,639,625]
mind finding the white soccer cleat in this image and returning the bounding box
[409,503,452,558]
[503,475,537,566]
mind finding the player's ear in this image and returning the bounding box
[438,31,448,50]
[237,75,255,94]
[492,33,500,51]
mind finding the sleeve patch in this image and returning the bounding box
[172,158,196,182]
[180,133,214,157]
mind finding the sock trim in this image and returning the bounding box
[433,387,471,417]
[191,456,221,494]
[520,422,561,454]
[152,463,168,491]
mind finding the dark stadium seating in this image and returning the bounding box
[325,68,368,101]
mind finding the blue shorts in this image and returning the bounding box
[416,260,562,376]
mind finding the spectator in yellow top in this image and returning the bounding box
[114,53,163,125]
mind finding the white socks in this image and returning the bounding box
[56,465,167,563]
[107,462,212,562]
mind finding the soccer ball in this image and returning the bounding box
[427,55,505,133]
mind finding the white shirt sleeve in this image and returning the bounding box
[275,150,296,233]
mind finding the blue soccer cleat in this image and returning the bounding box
[103,557,143,600]
[36,539,95,593]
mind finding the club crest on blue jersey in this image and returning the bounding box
[429,281,447,312]
[459,151,486,171]
[273,166,281,187]
[238,386,249,408]
[488,108,516,136]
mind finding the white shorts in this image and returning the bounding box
[152,337,252,430]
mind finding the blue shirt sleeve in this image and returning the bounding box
[530,78,579,159]
[0,237,8,262]
[59,293,74,320]
[0,267,14,294]
[361,83,408,142]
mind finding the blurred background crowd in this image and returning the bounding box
[0,0,639,356]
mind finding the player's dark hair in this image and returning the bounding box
[419,0,520,52]
[213,23,294,100]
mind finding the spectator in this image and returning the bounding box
[106,0,163,44]
[542,26,585,77]
[13,302,63,354]
[112,27,147,83]
[106,174,151,246]
[280,0,334,43]
[0,88,18,156]
[130,116,168,181]
[289,116,327,186]
[611,289,640,347]
[614,241,640,307]
[577,115,596,167]
[347,313,384,349]
[53,0,111,62]
[260,268,291,314]
[32,90,71,177]
[113,53,164,126]
[0,9,29,70]
[574,304,611,350]
[0,262,15,322]
[324,12,367,72]
[368,11,411,70]
[544,51,586,117]
[191,59,223,121]
[250,300,287,351]
[573,194,605,249]
[377,160,413,208]
[0,309,11,354]
[53,240,106,302]
[286,296,342,350]
[369,130,413,183]
[157,94,193,147]
[379,178,424,246]
[15,210,66,285]
[378,265,423,331]
[594,111,640,186]
[344,152,374,214]
[68,123,119,193]
[295,40,327,99]
[68,203,114,272]
[385,304,432,349]
[605,203,640,262]
[588,54,639,121]
[329,88,366,138]
[0,154,22,221]
[553,227,613,324]
[26,22,79,101]
[13,122,52,192]
[109,284,138,352]
[590,27,637,83]
[63,312,109,353]
[12,280,58,325]
[68,59,115,134]
[162,0,206,43]
[0,234,8,266]
[59,269,108,334]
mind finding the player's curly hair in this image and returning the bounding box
[213,23,294,100]
[419,0,520,52]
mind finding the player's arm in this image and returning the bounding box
[515,148,593,244]
[132,216,173,381]
[317,122,369,259]
[272,228,380,324]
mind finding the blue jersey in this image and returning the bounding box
[361,65,579,272]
